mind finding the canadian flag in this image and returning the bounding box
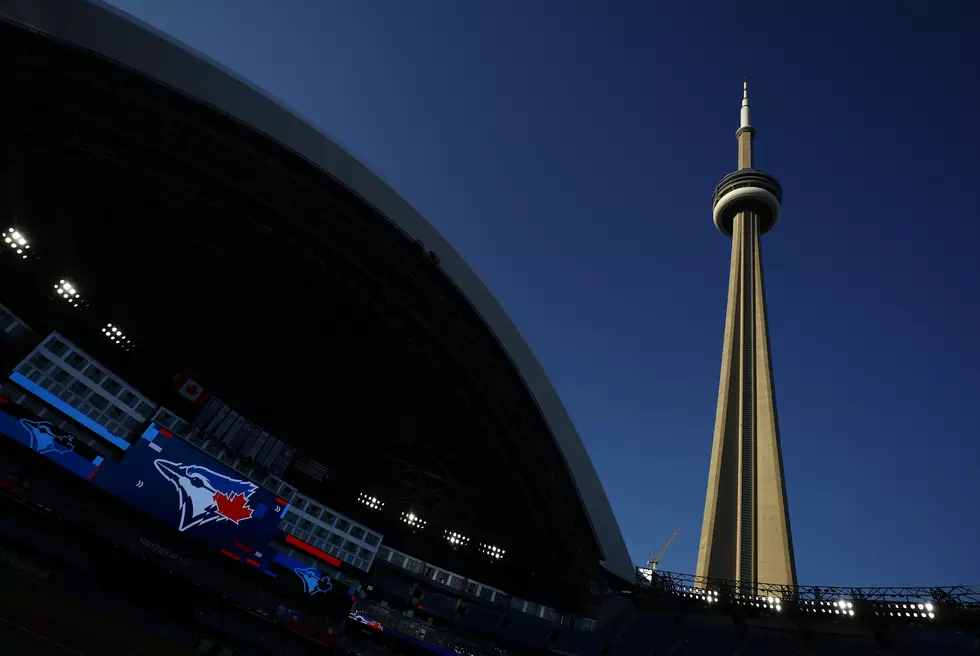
[172,374,211,404]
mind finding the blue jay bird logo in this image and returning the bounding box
[153,459,258,532]
[20,419,76,456]
[294,567,332,595]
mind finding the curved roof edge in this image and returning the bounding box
[0,0,635,583]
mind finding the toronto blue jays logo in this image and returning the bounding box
[153,459,258,532]
[294,567,333,595]
[20,419,75,456]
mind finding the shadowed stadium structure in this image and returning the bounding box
[0,0,632,612]
[1,2,978,655]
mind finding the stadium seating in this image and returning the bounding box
[500,610,554,646]
[617,612,681,655]
[554,627,603,656]
[419,591,458,621]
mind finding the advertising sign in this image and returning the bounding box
[0,405,102,479]
[90,427,286,568]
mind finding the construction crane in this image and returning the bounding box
[647,528,680,571]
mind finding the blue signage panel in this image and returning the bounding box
[91,431,285,558]
[9,372,132,451]
[0,407,101,479]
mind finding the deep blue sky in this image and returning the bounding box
[105,0,980,587]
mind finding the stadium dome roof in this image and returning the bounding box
[0,0,633,608]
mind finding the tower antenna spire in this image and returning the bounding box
[741,78,750,130]
[736,77,755,169]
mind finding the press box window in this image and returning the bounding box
[64,352,88,371]
[68,379,91,398]
[118,390,138,408]
[45,337,68,357]
[88,393,110,411]
[53,368,73,385]
[84,365,105,384]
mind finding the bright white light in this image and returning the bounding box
[358,493,384,510]
[3,237,9,243]
[928,612,934,619]
[776,604,781,612]
[849,610,854,616]
[17,238,25,245]
[16,249,22,254]
[917,604,924,610]
[847,602,853,609]
[925,603,933,612]
[12,232,21,240]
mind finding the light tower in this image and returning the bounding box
[696,80,797,587]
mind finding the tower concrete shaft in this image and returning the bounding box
[697,80,796,587]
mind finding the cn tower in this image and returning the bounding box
[696,80,797,587]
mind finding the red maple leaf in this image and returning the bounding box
[213,491,254,523]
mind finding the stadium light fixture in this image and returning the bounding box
[102,323,134,352]
[358,493,384,511]
[54,279,82,308]
[478,543,506,560]
[4,227,30,259]
[444,530,470,547]
[400,511,426,529]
